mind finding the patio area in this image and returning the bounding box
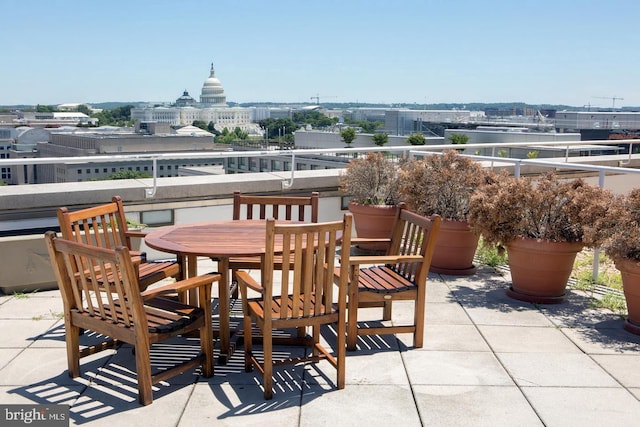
[2,258,640,426]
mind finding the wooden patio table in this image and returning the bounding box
[144,219,293,363]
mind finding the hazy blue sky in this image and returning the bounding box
[4,0,639,108]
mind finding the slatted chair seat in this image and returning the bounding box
[87,298,204,334]
[45,231,219,406]
[355,266,417,294]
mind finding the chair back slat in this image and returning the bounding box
[387,208,440,285]
[58,198,131,250]
[233,192,320,223]
[45,232,140,327]
[264,215,351,321]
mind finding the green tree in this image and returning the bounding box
[372,133,389,147]
[292,110,337,128]
[92,105,134,126]
[103,170,152,180]
[407,132,426,146]
[35,104,57,112]
[448,133,469,145]
[340,127,357,145]
[76,104,92,115]
[192,120,208,130]
[258,117,296,139]
[215,127,250,144]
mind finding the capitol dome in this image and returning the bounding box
[200,63,227,106]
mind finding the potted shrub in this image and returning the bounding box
[589,188,640,334]
[467,171,611,303]
[398,150,488,275]
[339,152,401,251]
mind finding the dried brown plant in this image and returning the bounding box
[398,150,488,220]
[467,171,613,246]
[592,188,640,262]
[339,152,401,205]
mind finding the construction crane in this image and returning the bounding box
[310,94,337,105]
[593,96,624,110]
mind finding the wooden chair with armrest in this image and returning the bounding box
[228,191,319,294]
[336,205,441,350]
[236,213,352,399]
[57,196,182,291]
[44,231,218,405]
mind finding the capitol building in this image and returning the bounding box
[131,63,262,135]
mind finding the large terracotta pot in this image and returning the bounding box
[430,219,479,276]
[613,257,640,335]
[505,237,583,304]
[348,201,399,252]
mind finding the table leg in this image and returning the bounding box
[185,254,198,303]
[217,257,231,363]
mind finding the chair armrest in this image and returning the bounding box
[140,272,221,300]
[351,237,391,245]
[125,230,147,239]
[348,254,423,267]
[236,270,264,293]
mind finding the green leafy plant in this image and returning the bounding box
[407,132,426,146]
[340,127,357,145]
[475,239,507,267]
[372,133,389,146]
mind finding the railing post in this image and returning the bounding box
[592,170,607,282]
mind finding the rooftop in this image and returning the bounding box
[1,257,640,426]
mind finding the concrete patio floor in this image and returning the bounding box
[2,258,640,426]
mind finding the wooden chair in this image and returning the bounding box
[57,196,181,291]
[228,191,319,294]
[44,231,218,406]
[338,206,441,350]
[236,213,352,399]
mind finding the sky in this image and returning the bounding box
[3,0,640,108]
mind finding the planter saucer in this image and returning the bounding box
[624,319,640,335]
[430,264,477,276]
[506,286,565,304]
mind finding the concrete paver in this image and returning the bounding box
[1,262,640,426]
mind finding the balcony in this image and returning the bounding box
[2,144,640,424]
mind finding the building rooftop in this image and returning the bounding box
[2,257,640,426]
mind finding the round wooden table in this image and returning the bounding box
[145,220,284,361]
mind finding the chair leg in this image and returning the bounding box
[134,342,154,406]
[414,289,427,349]
[243,313,253,372]
[382,301,392,321]
[66,322,81,377]
[336,312,346,389]
[263,327,273,400]
[347,289,359,351]
[199,286,214,378]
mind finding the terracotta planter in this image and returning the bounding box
[348,201,399,252]
[505,237,583,304]
[613,257,640,335]
[430,220,479,276]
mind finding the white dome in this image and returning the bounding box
[200,63,227,106]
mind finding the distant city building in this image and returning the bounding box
[15,111,98,127]
[23,125,228,184]
[130,62,262,135]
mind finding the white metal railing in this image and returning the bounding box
[2,138,638,197]
[3,138,640,283]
